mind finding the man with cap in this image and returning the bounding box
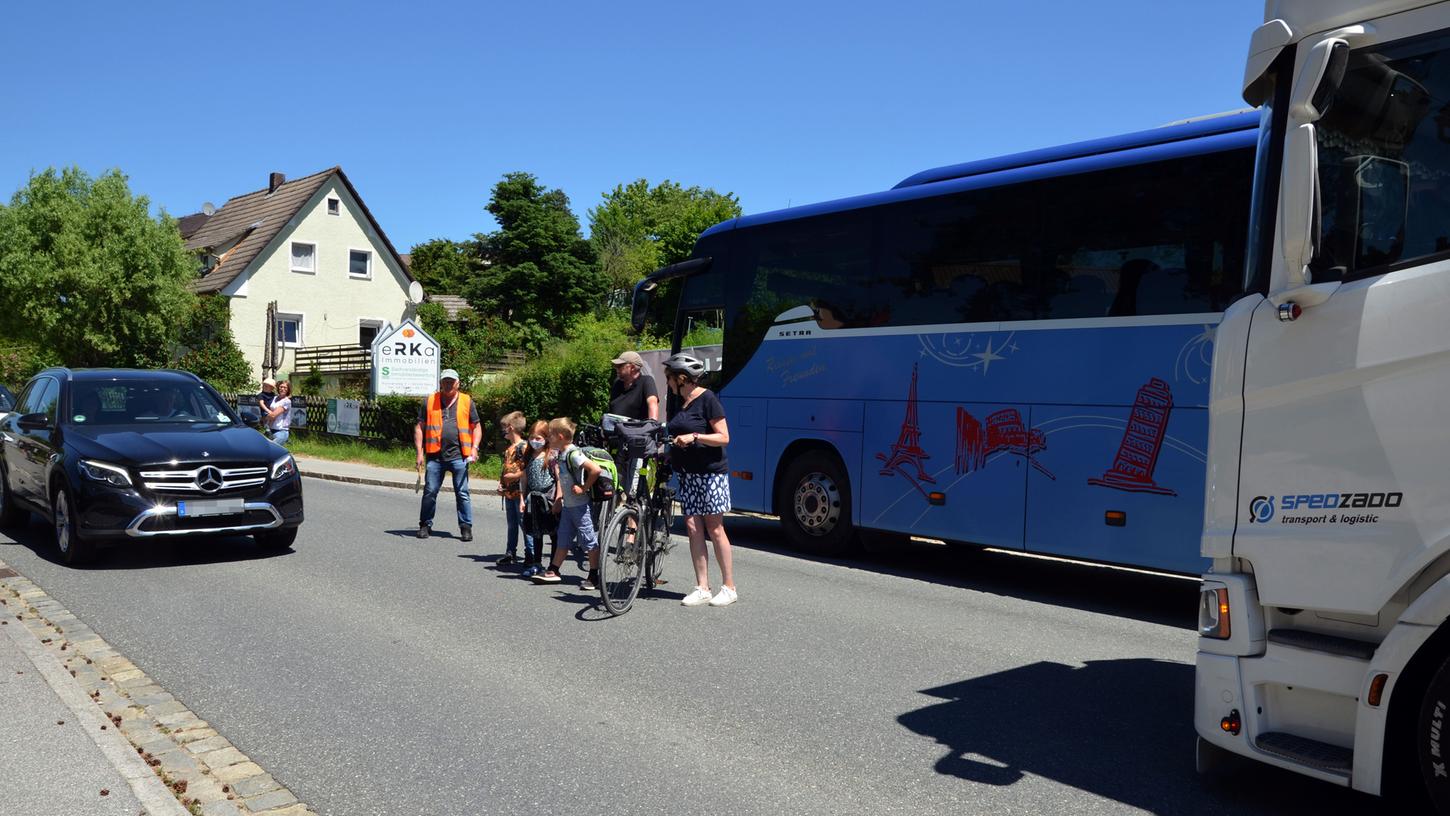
[608,350,659,421]
[414,369,482,540]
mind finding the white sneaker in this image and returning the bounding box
[681,587,713,607]
[709,586,738,607]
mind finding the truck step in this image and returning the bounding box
[1255,731,1353,773]
[1267,628,1377,660]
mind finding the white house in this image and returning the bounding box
[180,167,416,382]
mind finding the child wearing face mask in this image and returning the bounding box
[518,420,558,578]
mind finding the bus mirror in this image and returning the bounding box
[631,283,653,334]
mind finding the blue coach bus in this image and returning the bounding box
[635,111,1259,573]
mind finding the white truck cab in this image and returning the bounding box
[1197,1,1450,809]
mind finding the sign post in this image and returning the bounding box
[371,320,441,397]
[326,398,362,436]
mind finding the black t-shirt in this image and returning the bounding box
[667,389,728,475]
[609,374,658,420]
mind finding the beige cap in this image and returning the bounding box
[611,351,644,367]
[261,377,277,387]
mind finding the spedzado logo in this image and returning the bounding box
[1248,491,1404,526]
[1248,495,1274,523]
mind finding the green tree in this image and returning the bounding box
[464,172,602,334]
[588,179,742,293]
[173,294,253,392]
[0,167,198,368]
[407,237,479,296]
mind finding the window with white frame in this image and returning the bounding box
[348,249,372,279]
[275,313,304,348]
[290,242,316,273]
[327,198,340,215]
[358,319,384,349]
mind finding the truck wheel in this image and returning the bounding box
[1418,656,1450,814]
[778,450,856,556]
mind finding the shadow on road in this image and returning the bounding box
[724,514,1199,629]
[0,516,287,570]
[897,658,1389,815]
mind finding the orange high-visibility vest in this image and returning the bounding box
[424,392,474,457]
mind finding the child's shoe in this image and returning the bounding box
[520,564,541,579]
[498,554,519,567]
[531,568,562,584]
[580,570,599,591]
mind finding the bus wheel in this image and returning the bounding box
[778,450,855,555]
[1418,655,1450,814]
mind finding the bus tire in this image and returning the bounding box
[1417,654,1450,814]
[778,450,856,556]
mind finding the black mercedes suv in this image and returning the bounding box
[0,368,304,564]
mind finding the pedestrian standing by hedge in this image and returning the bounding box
[414,369,481,541]
[497,411,529,565]
[663,354,737,607]
[265,380,293,446]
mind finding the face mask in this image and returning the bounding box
[529,439,545,450]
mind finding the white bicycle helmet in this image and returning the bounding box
[663,353,707,380]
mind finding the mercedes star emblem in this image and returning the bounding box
[195,466,224,493]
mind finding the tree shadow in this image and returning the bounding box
[0,516,287,571]
[725,514,1199,629]
[898,659,1389,814]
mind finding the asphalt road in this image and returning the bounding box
[0,478,1391,815]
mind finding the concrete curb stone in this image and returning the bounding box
[0,559,321,816]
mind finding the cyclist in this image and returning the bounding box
[662,353,737,607]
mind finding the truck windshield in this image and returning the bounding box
[1311,31,1450,282]
[67,382,238,427]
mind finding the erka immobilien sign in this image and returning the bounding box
[370,320,440,397]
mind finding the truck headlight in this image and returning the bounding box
[79,459,132,488]
[1199,585,1231,639]
[271,455,296,481]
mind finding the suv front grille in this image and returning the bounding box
[138,464,268,494]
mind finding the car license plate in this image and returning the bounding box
[177,499,245,518]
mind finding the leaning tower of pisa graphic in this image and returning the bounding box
[1088,377,1178,496]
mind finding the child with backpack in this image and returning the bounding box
[518,419,557,578]
[496,411,529,566]
[530,417,603,591]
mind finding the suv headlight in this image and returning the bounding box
[271,455,296,481]
[1199,584,1231,639]
[79,459,133,488]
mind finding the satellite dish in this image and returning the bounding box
[201,201,216,216]
[408,281,424,303]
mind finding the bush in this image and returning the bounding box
[0,343,60,387]
[375,394,422,442]
[473,313,665,451]
[173,295,253,392]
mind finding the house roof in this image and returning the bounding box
[186,167,413,294]
[425,294,471,321]
[175,211,212,239]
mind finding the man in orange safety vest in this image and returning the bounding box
[414,368,482,541]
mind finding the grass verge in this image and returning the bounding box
[286,434,503,480]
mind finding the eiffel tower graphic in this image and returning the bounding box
[877,363,936,497]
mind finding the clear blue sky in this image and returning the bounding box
[0,1,1263,253]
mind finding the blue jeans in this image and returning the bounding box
[420,457,472,528]
[503,498,534,557]
[271,429,290,446]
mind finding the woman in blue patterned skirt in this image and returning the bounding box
[663,353,737,607]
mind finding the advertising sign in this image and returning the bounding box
[371,320,440,397]
[326,398,362,436]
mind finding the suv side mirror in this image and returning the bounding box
[16,413,51,431]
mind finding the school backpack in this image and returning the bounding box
[568,446,618,503]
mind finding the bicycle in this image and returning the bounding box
[596,415,675,616]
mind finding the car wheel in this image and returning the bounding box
[51,485,93,565]
[254,527,298,551]
[0,466,25,528]
[777,449,857,556]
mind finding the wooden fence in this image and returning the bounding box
[292,344,527,376]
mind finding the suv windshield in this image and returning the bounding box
[68,381,238,427]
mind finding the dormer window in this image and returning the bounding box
[327,198,340,216]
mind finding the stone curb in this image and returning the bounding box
[0,559,319,816]
[299,465,499,495]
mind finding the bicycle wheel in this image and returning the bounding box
[599,505,645,616]
[646,496,674,588]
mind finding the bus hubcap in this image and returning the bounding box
[794,473,840,536]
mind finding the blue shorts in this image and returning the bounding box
[557,503,597,553]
